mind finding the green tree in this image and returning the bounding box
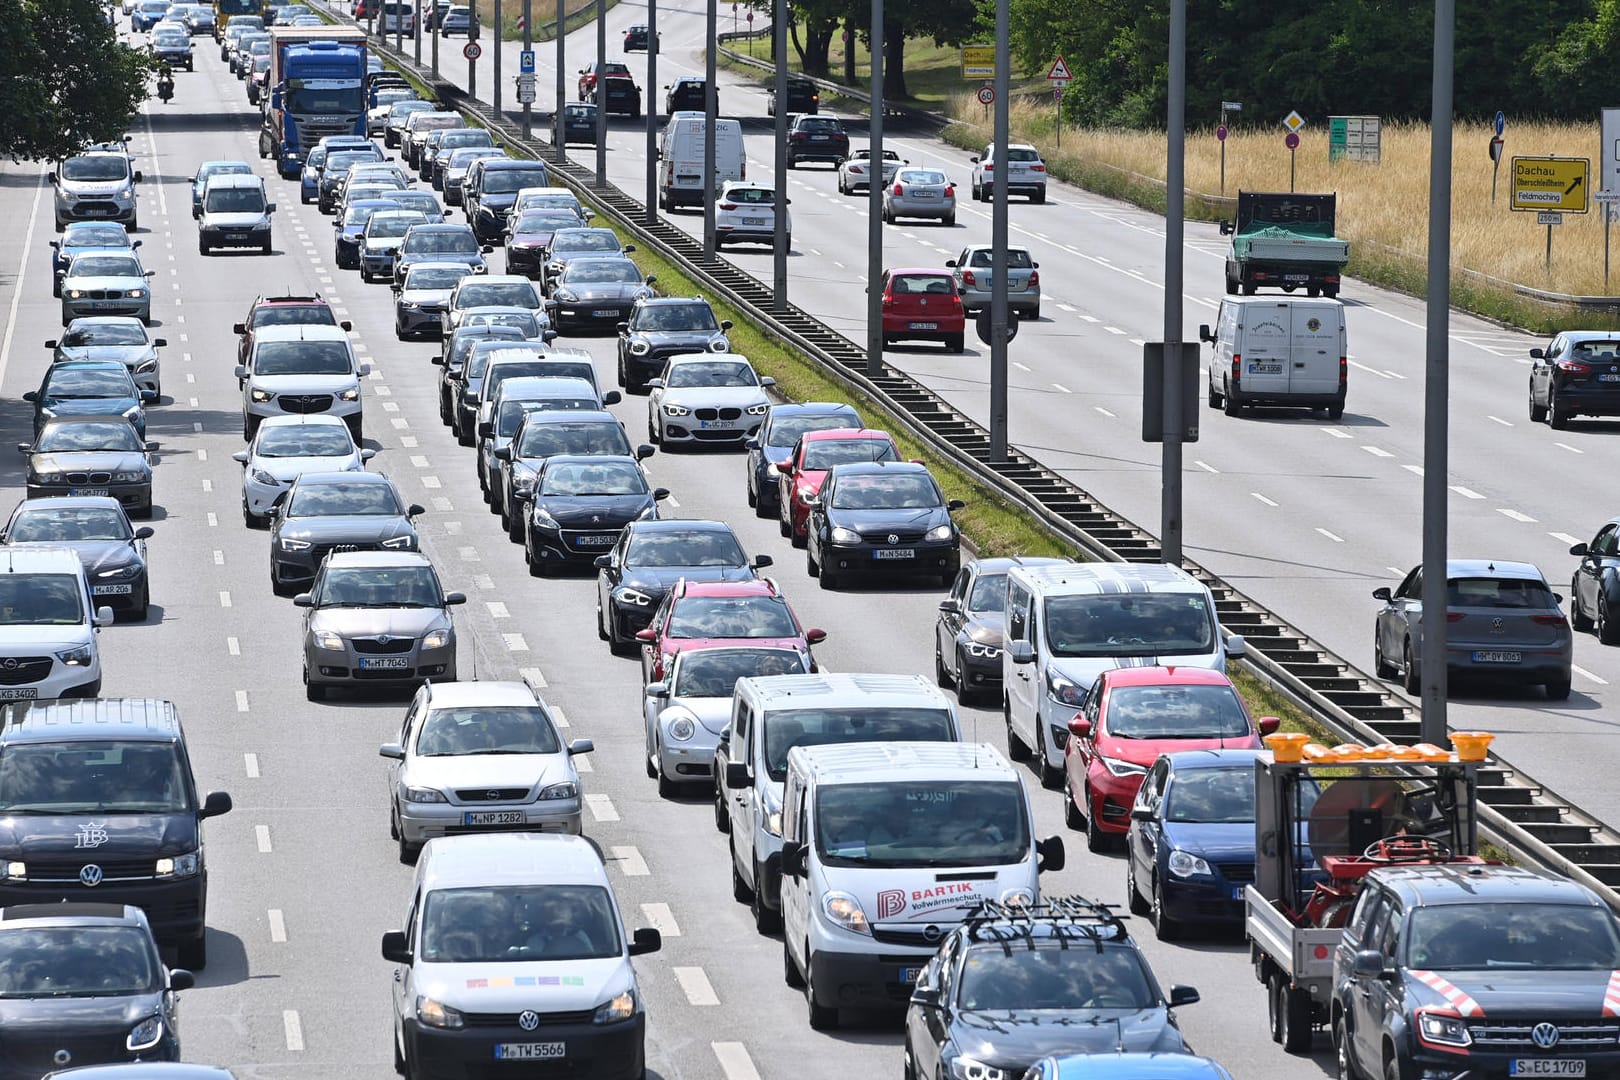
[0,0,152,162]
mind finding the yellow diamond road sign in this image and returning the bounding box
[1510,156,1590,214]
[1283,110,1306,133]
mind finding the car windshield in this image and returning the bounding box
[497,398,547,434]
[803,438,896,471]
[256,425,355,458]
[287,481,401,517]
[1164,768,1263,824]
[539,460,646,496]
[766,414,857,447]
[554,231,620,253]
[61,322,146,347]
[956,944,1154,1011]
[463,311,539,334]
[251,303,337,328]
[60,157,129,182]
[204,187,265,213]
[899,170,947,186]
[666,361,756,388]
[828,474,939,510]
[562,261,641,284]
[667,596,796,639]
[36,422,142,453]
[814,779,1028,869]
[254,341,352,376]
[1447,576,1556,608]
[287,81,363,114]
[1406,903,1620,971]
[374,89,415,107]
[763,707,955,781]
[517,421,628,458]
[8,508,130,543]
[1105,683,1250,740]
[45,369,133,399]
[248,40,272,55]
[63,224,130,248]
[0,740,188,812]
[625,529,744,568]
[481,167,551,194]
[317,565,441,607]
[339,202,385,226]
[406,267,473,290]
[1044,594,1214,658]
[673,649,804,696]
[518,194,583,212]
[420,885,620,963]
[367,214,424,240]
[0,927,159,998]
[198,163,251,187]
[631,302,718,332]
[967,572,1007,613]
[406,230,479,254]
[457,283,537,308]
[415,705,560,756]
[565,105,595,119]
[67,255,141,279]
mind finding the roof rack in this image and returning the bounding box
[959,895,1131,956]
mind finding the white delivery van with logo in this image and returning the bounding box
[1200,296,1346,418]
[777,741,1064,1030]
[656,114,744,210]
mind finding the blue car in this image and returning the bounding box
[1124,748,1320,938]
[333,198,403,270]
[743,401,861,517]
[1026,1053,1237,1080]
[48,222,141,299]
[23,360,153,440]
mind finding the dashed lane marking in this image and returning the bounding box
[1575,665,1609,686]
[520,666,546,687]
[1450,486,1484,499]
[1497,508,1537,522]
[219,591,231,608]
[586,794,620,822]
[1550,532,1582,546]
[1316,528,1345,543]
[283,1010,303,1052]
[1194,460,1218,473]
[1251,492,1278,507]
[640,903,680,936]
[1051,383,1072,394]
[235,690,249,712]
[1361,446,1393,458]
[1487,415,1514,427]
[255,825,272,853]
[611,844,647,874]
[674,967,720,1006]
[1556,442,1583,454]
[712,1043,762,1080]
[226,637,240,656]
[1094,406,1116,418]
[1402,465,1423,476]
[487,602,509,618]
[0,168,47,390]
[502,633,529,651]
[244,753,259,778]
[551,707,568,729]
[268,909,286,942]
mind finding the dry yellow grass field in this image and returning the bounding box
[947,98,1618,297]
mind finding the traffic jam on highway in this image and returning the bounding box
[11,1,1620,1079]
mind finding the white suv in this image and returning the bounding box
[714,181,790,250]
[0,547,113,701]
[969,142,1048,204]
[52,151,142,232]
[235,324,370,442]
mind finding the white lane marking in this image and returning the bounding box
[1348,359,1391,378]
[674,967,720,1006]
[665,495,681,508]
[391,418,410,429]
[219,591,232,608]
[1079,314,1099,323]
[1094,406,1116,418]
[472,573,495,590]
[1316,528,1345,543]
[235,690,249,713]
[421,476,442,489]
[282,1010,304,1052]
[192,422,202,433]
[189,398,199,408]
[712,1043,762,1080]
[457,546,480,561]
[520,666,546,688]
[503,633,529,651]
[551,707,568,729]
[432,497,453,512]
[226,637,240,656]
[373,384,392,396]
[1104,326,1126,335]
[268,908,287,942]
[586,794,619,822]
[611,844,647,875]
[1194,460,1218,473]
[1556,442,1583,454]
[1497,508,1537,522]
[141,106,168,216]
[255,825,272,853]
[185,373,195,383]
[410,455,430,468]
[1013,361,1031,372]
[1361,446,1393,458]
[0,168,46,390]
[486,602,510,618]
[443,521,464,536]
[1323,428,1352,439]
[1382,369,1407,380]
[400,436,419,448]
[1051,382,1072,394]
[1402,464,1424,476]
[200,479,212,494]
[244,753,259,778]
[1129,338,1146,347]
[641,903,680,936]
[381,401,399,412]
[1550,532,1582,545]
[574,755,593,773]
[197,448,208,462]
[1487,415,1514,427]
[1574,664,1609,686]
[1450,486,1485,499]
[213,550,223,565]
[1251,492,1278,507]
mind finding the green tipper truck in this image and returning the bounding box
[1220,191,1349,298]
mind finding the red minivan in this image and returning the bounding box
[879,268,965,353]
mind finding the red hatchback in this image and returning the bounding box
[635,578,826,685]
[880,268,966,353]
[1063,666,1279,853]
[775,427,899,547]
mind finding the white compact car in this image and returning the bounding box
[0,547,113,701]
[646,353,775,448]
[235,324,369,442]
[713,181,790,250]
[231,414,374,526]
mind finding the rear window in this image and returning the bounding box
[1447,577,1556,609]
[890,274,955,296]
[251,303,337,328]
[1006,148,1041,162]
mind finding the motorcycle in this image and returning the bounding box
[157,76,174,103]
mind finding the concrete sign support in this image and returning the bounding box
[594,0,607,187]
[493,0,503,118]
[988,0,1010,462]
[771,0,788,309]
[1156,0,1188,565]
[702,0,717,260]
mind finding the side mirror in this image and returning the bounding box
[408,503,426,516]
[15,444,29,455]
[292,593,314,607]
[652,487,671,501]
[1219,220,1234,235]
[594,555,612,569]
[1529,347,1545,360]
[1225,634,1246,658]
[945,260,957,268]
[646,681,669,698]
[1570,542,1591,557]
[1130,805,1154,822]
[200,790,233,819]
[616,321,630,333]
[645,274,656,285]
[806,628,827,644]
[94,605,114,627]
[1258,716,1281,736]
[636,444,656,461]
[938,598,960,614]
[909,986,941,1010]
[47,172,57,183]
[232,322,247,335]
[168,969,195,992]
[760,376,776,388]
[1168,985,1201,1007]
[493,446,511,461]
[1009,640,1035,665]
[231,451,250,464]
[721,319,734,330]
[1036,834,1065,873]
[477,421,493,438]
[266,202,277,213]
[726,761,751,789]
[481,244,494,253]
[358,361,373,377]
[44,339,58,349]
[381,930,412,965]
[602,390,622,405]
[21,391,37,403]
[153,337,167,347]
[340,320,354,331]
[1372,586,1393,602]
[133,526,154,540]
[744,437,761,450]
[361,448,377,461]
[568,737,595,755]
[443,592,467,606]
[947,499,966,512]
[1352,949,1385,979]
[752,554,773,570]
[233,365,248,380]
[646,378,664,390]
[543,330,559,342]
[780,840,807,879]
[133,170,143,182]
[1067,717,1092,740]
[144,270,156,278]
[431,355,445,365]
[140,389,158,403]
[379,743,405,760]
[629,927,662,956]
[634,628,656,642]
[1199,323,1214,343]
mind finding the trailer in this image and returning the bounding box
[1221,191,1350,298]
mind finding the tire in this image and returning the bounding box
[943,214,955,227]
[398,834,421,865]
[1037,737,1062,790]
[393,1025,407,1076]
[1152,874,1181,941]
[935,644,952,689]
[656,763,677,798]
[1279,979,1314,1053]
[1546,678,1572,700]
[507,504,524,543]
[1063,777,1084,831]
[1032,188,1046,205]
[1549,386,1569,429]
[128,585,149,622]
[751,861,780,932]
[1572,584,1594,631]
[1029,304,1040,320]
[1003,696,1030,761]
[714,784,731,833]
[818,564,838,590]
[176,933,207,970]
[1126,857,1151,916]
[783,939,805,988]
[1602,600,1620,646]
[1402,641,1420,695]
[1327,401,1345,420]
[1529,383,1548,423]
[1207,377,1223,408]
[198,238,208,256]
[805,968,838,1030]
[1084,783,1110,853]
[1374,635,1395,679]
[946,333,964,353]
[732,858,752,902]
[1223,383,1241,417]
[305,677,326,702]
[805,545,819,578]
[778,507,791,539]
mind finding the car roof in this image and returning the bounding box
[667,351,750,366]
[39,414,144,430]
[800,426,891,443]
[965,555,1074,573]
[404,261,477,275]
[791,741,1011,783]
[480,158,549,170]
[1048,1053,1233,1080]
[0,546,85,575]
[740,671,948,706]
[1009,562,1201,596]
[1102,666,1233,689]
[463,274,533,286]
[1442,559,1546,581]
[41,1066,238,1080]
[498,376,596,396]
[769,402,856,417]
[48,359,131,373]
[294,470,393,487]
[1159,748,1266,771]
[422,679,542,709]
[407,222,477,234]
[1372,863,1604,909]
[1,697,182,743]
[252,324,352,342]
[827,460,931,478]
[323,550,433,570]
[1555,330,1620,344]
[203,174,264,190]
[64,315,147,329]
[11,495,128,514]
[518,409,617,427]
[887,267,954,277]
[252,293,331,307]
[421,833,607,890]
[258,414,351,430]
[676,578,778,599]
[628,518,732,535]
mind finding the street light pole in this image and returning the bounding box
[988,0,1009,461]
[702,0,718,261]
[864,1,883,376]
[645,0,658,225]
[554,0,565,163]
[1420,0,1456,744]
[1159,0,1186,566]
[771,0,788,309]
[493,0,503,116]
[594,0,606,186]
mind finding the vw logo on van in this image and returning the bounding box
[517,1011,540,1031]
[79,864,104,887]
[1531,1023,1561,1049]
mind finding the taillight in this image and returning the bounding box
[1030,163,1046,172]
[962,270,977,286]
[944,185,954,197]
[718,202,737,210]
[1339,356,1348,390]
[982,162,994,170]
[1556,359,1592,374]
[1027,270,1039,286]
[740,161,745,180]
[1231,354,1241,385]
[893,183,903,196]
[1447,612,1466,623]
[1533,614,1568,625]
[849,164,863,175]
[811,94,820,103]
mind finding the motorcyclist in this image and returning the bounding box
[157,61,174,102]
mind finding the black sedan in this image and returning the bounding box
[622,23,658,51]
[0,496,155,619]
[548,257,656,333]
[936,555,1071,705]
[19,416,156,518]
[558,101,599,146]
[504,208,587,279]
[615,296,732,394]
[1529,330,1620,429]
[541,228,632,294]
[664,76,709,114]
[806,460,963,589]
[521,455,668,576]
[497,410,649,540]
[267,471,423,596]
[594,519,771,655]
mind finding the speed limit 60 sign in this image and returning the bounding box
[976,85,994,106]
[463,41,482,61]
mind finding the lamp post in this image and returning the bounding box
[645,0,657,225]
[1158,0,1186,565]
[553,0,565,163]
[864,4,883,375]
[771,0,787,309]
[593,0,606,185]
[702,0,718,260]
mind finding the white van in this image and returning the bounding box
[380,0,416,33]
[778,741,1064,1029]
[0,548,113,700]
[716,672,960,935]
[657,115,744,211]
[1200,296,1346,418]
[1002,562,1243,786]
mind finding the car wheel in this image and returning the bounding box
[805,965,838,1030]
[1601,600,1620,646]
[648,415,661,444]
[1374,634,1395,678]
[176,933,207,970]
[304,671,326,702]
[934,642,952,688]
[782,938,805,988]
[1402,640,1420,695]
[1003,695,1030,761]
[1571,581,1594,631]
[198,238,208,256]
[731,855,752,902]
[398,832,421,865]
[1084,782,1110,853]
[1529,381,1548,422]
[507,504,524,543]
[805,544,819,578]
[128,584,149,622]
[656,754,678,798]
[946,333,964,353]
[393,1024,407,1076]
[751,860,781,932]
[714,783,731,833]
[1207,375,1223,408]
[1037,736,1062,790]
[1033,187,1046,205]
[1152,874,1181,941]
[1546,677,1572,700]
[1327,400,1345,420]
[1549,386,1570,429]
[1223,380,1241,416]
[1126,855,1151,915]
[1277,976,1314,1053]
[943,213,955,227]
[1063,775,1084,831]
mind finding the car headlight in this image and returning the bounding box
[797,487,817,505]
[111,470,146,483]
[531,507,560,530]
[155,848,201,878]
[593,989,636,1025]
[628,340,650,356]
[1167,850,1213,878]
[821,891,870,935]
[122,406,142,420]
[403,786,447,804]
[56,645,93,667]
[1100,754,1148,778]
[381,534,416,550]
[553,288,576,302]
[1045,669,1085,706]
[663,403,689,417]
[539,780,579,800]
[30,471,63,485]
[708,338,729,352]
[313,630,345,651]
[337,387,361,402]
[279,537,311,551]
[421,628,451,650]
[746,402,769,416]
[615,587,654,607]
[925,524,954,541]
[67,289,86,299]
[636,504,659,520]
[135,358,158,373]
[250,388,275,403]
[126,288,147,299]
[948,1058,1007,1080]
[415,995,464,1029]
[964,642,1001,659]
[829,526,861,544]
[509,470,537,497]
[400,300,419,309]
[1417,1009,1472,1048]
[765,463,781,478]
[127,1016,165,1052]
[668,715,695,741]
[250,468,280,486]
[96,563,141,580]
[0,861,24,880]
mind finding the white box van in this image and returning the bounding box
[716,672,960,934]
[0,547,113,700]
[1001,562,1243,786]
[657,115,744,211]
[778,741,1064,1029]
[1200,296,1346,418]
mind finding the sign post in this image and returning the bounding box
[1283,110,1305,193]
[1600,108,1620,291]
[1219,101,1241,195]
[1490,111,1506,204]
[1046,56,1070,147]
[519,47,535,137]
[1509,155,1590,273]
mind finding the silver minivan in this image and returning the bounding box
[197,173,276,254]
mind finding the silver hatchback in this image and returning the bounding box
[946,243,1041,318]
[882,167,956,227]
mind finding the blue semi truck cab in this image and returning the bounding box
[259,29,369,178]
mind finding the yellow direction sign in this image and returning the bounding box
[1510,156,1590,213]
[961,45,995,79]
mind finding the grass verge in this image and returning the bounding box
[467,0,618,42]
[725,32,1041,107]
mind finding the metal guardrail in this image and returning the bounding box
[345,20,1620,909]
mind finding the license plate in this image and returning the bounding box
[899,967,924,984]
[1511,1062,1586,1077]
[573,534,616,547]
[225,232,249,240]
[495,1043,564,1061]
[1248,362,1284,374]
[913,191,937,198]
[463,810,524,826]
[1231,886,1245,900]
[699,420,737,430]
[742,217,765,225]
[591,309,621,318]
[83,208,113,216]
[93,584,133,595]
[1599,374,1620,382]
[811,134,828,140]
[0,688,38,700]
[359,657,410,670]
[874,548,915,560]
[1472,650,1523,664]
[69,488,109,497]
[1284,273,1311,281]
[909,322,938,330]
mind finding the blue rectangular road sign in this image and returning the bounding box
[520,49,536,74]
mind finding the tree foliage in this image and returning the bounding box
[0,0,152,162]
